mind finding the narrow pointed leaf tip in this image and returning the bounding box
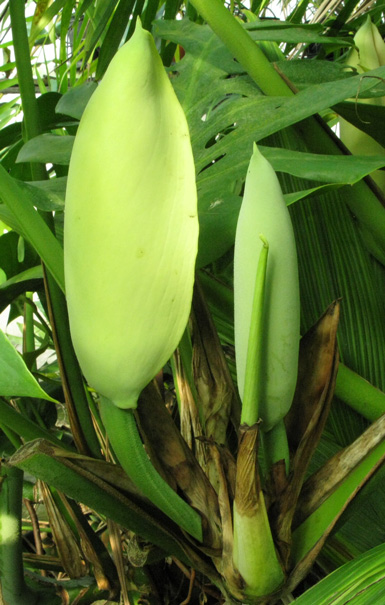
[234,145,300,431]
[0,330,58,402]
[64,21,198,409]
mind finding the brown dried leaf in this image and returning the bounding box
[284,408,385,594]
[137,382,222,552]
[209,444,244,600]
[274,301,340,567]
[285,300,340,450]
[40,482,87,578]
[191,280,238,446]
[59,496,115,593]
[235,425,261,517]
[173,347,208,469]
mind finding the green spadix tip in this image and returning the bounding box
[259,234,269,248]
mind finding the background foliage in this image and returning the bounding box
[0,0,385,603]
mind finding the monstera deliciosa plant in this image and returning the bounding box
[0,1,385,604]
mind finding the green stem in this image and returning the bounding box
[189,0,291,97]
[335,363,385,422]
[262,419,290,473]
[0,465,37,604]
[233,498,284,596]
[86,389,104,437]
[44,272,102,458]
[241,234,269,427]
[99,397,203,542]
[23,293,35,372]
[0,423,22,451]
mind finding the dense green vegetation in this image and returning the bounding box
[0,1,384,603]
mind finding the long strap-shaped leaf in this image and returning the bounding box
[292,542,385,604]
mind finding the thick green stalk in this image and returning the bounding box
[262,419,290,473]
[241,236,268,426]
[232,425,284,597]
[233,499,284,597]
[335,363,385,422]
[99,397,203,542]
[188,0,291,97]
[0,465,37,604]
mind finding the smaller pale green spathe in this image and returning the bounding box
[349,16,385,73]
[340,17,385,192]
[234,145,300,431]
[64,21,198,409]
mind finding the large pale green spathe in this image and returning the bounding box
[64,21,198,409]
[234,145,300,431]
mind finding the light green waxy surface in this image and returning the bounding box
[234,145,300,431]
[233,499,284,596]
[64,22,198,409]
